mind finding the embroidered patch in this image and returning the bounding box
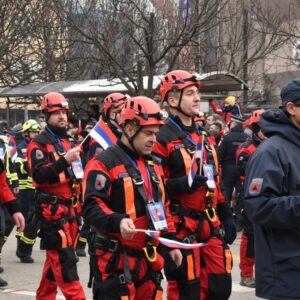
[95,174,106,191]
[249,178,263,196]
[35,149,44,160]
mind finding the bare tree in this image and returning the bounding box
[50,0,224,96]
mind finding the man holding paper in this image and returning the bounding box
[27,92,85,300]
[153,70,236,300]
[83,96,182,300]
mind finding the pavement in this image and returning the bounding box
[0,230,260,299]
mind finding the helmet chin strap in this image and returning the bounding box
[169,90,192,118]
[124,125,142,154]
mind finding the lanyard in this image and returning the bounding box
[46,126,66,153]
[125,153,153,200]
[168,117,200,145]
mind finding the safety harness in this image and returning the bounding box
[88,144,165,296]
[163,119,223,243]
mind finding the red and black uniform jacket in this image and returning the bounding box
[153,116,229,241]
[0,159,20,214]
[27,129,73,199]
[82,141,176,250]
[236,138,259,181]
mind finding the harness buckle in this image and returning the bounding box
[183,235,195,244]
[170,203,180,215]
[48,195,58,204]
[108,239,119,252]
[132,177,144,186]
[118,273,126,285]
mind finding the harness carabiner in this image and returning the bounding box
[143,246,157,262]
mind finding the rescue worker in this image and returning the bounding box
[0,129,19,273]
[76,92,128,257]
[244,78,300,299]
[83,96,182,300]
[217,115,247,231]
[87,93,127,162]
[27,92,85,300]
[153,70,235,300]
[209,96,244,124]
[236,109,266,288]
[15,119,41,263]
[0,159,25,286]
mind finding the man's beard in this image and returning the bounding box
[47,123,67,136]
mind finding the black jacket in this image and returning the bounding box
[245,108,300,300]
[217,125,247,166]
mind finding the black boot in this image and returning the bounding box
[16,250,34,263]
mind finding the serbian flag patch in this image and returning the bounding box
[89,120,117,150]
[249,178,263,196]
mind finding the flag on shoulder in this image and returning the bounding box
[8,135,17,162]
[188,135,204,187]
[89,120,117,150]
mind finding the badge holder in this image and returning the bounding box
[146,200,168,232]
[71,159,84,179]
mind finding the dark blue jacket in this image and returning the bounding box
[245,108,300,300]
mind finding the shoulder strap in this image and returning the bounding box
[109,145,162,231]
[165,120,196,155]
[33,130,65,154]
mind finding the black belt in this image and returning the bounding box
[36,191,72,207]
[94,233,145,257]
[170,203,206,220]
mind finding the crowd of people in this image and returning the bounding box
[0,70,299,300]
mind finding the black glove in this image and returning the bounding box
[222,218,237,244]
[217,202,237,244]
[208,98,214,103]
[166,175,207,197]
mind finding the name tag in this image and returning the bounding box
[146,201,168,231]
[203,164,216,189]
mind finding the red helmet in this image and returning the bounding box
[119,96,167,127]
[159,70,202,102]
[41,92,69,113]
[249,109,265,126]
[102,93,128,116]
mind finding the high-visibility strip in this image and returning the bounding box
[158,175,165,204]
[73,232,80,248]
[58,230,68,249]
[154,289,163,300]
[53,152,66,182]
[187,254,195,280]
[179,148,192,175]
[123,177,136,219]
[15,231,23,238]
[20,235,36,245]
[78,237,87,243]
[224,248,233,273]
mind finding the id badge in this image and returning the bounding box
[72,159,84,179]
[146,201,168,231]
[203,164,216,189]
